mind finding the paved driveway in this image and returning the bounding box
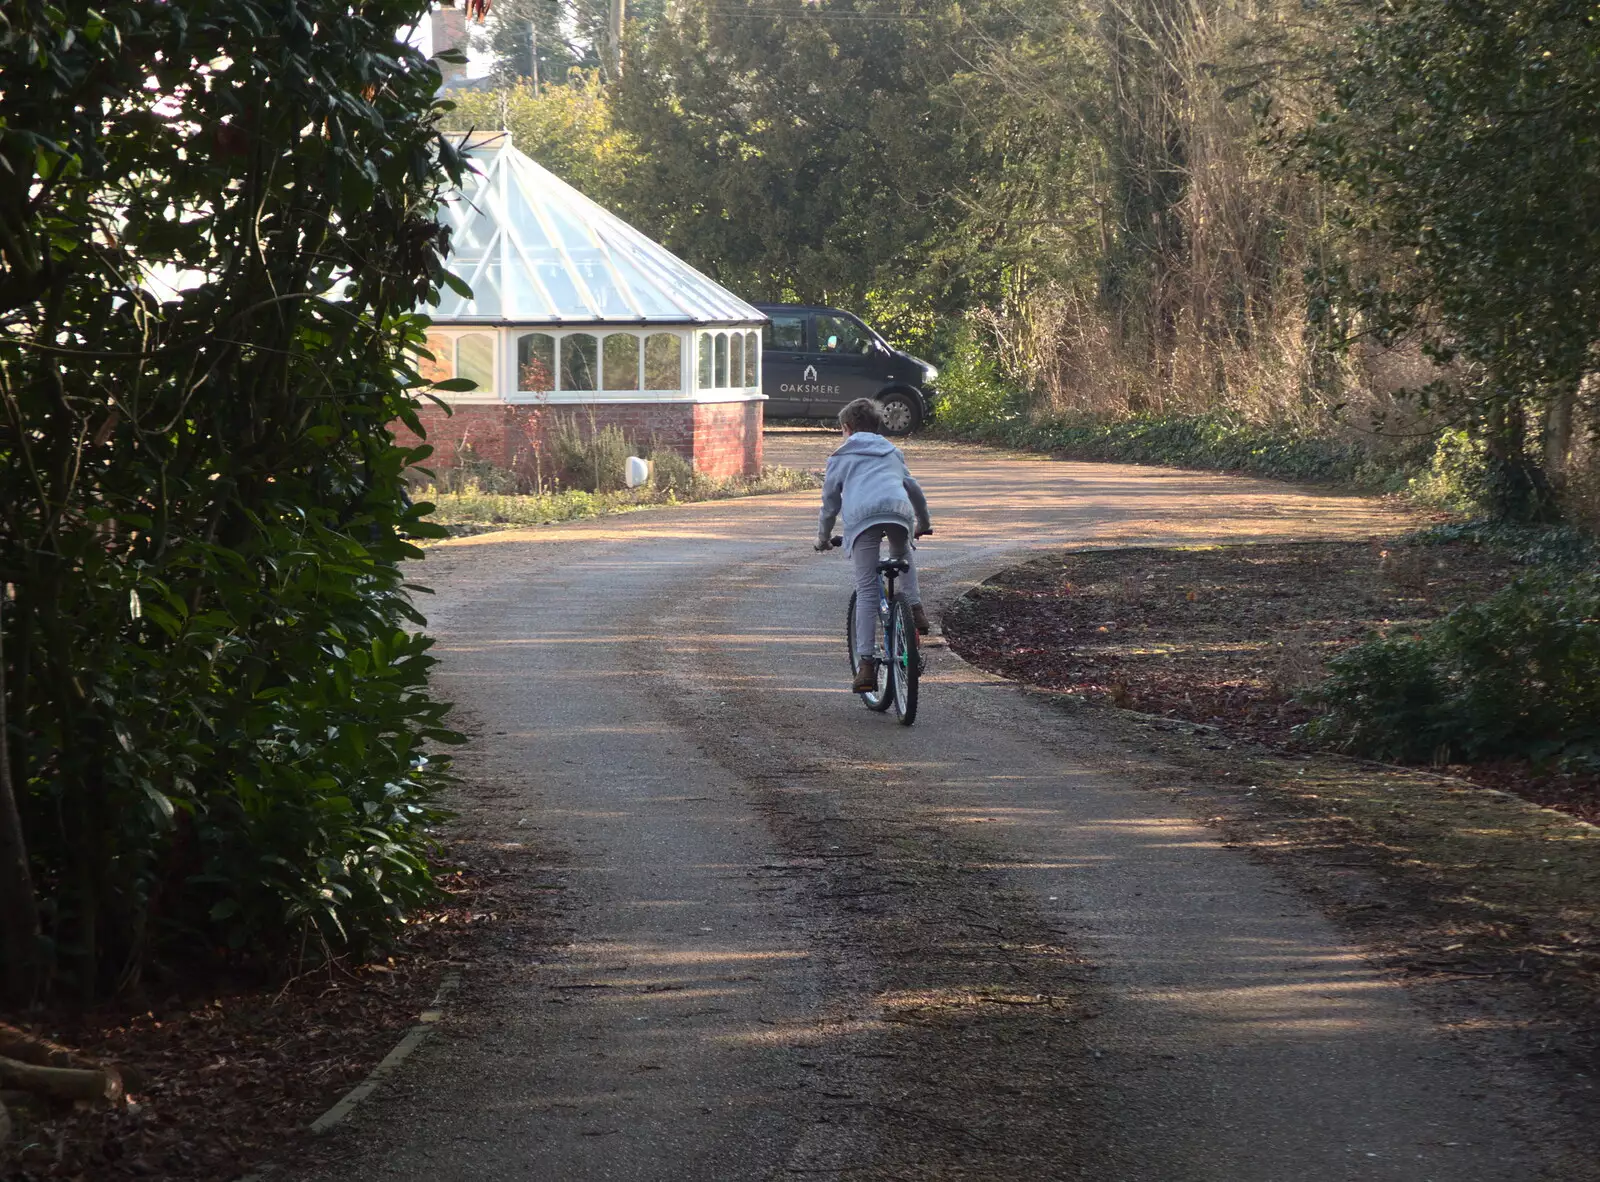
[306,434,1567,1180]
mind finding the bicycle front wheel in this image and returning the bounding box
[846,591,892,712]
[888,594,920,726]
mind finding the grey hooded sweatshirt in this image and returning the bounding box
[816,432,932,554]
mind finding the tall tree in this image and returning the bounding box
[442,74,639,202]
[484,0,598,85]
[1100,0,1200,406]
[1297,0,1600,518]
[482,0,665,84]
[613,0,1100,338]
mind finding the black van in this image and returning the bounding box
[755,304,937,435]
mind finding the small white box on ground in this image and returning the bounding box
[625,455,651,489]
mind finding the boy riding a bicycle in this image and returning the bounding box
[815,398,932,693]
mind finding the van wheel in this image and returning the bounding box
[877,391,922,436]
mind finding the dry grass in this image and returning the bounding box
[417,465,820,535]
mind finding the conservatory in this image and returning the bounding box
[398,133,767,484]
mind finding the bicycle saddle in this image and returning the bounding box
[877,558,911,574]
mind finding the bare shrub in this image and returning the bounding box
[647,446,702,497]
[971,0,1449,460]
[1268,630,1326,700]
[550,412,632,493]
[427,439,519,495]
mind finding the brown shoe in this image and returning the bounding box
[911,604,931,635]
[851,659,878,693]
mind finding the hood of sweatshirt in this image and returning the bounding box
[832,432,897,458]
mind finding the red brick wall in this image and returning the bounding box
[693,400,764,481]
[392,399,763,489]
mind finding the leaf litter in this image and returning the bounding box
[0,848,506,1181]
[943,538,1599,822]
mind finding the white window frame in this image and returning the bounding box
[427,324,764,404]
[423,327,501,403]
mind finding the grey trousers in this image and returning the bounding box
[853,523,922,658]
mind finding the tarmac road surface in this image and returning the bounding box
[303,431,1577,1181]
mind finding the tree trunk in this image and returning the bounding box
[0,1024,94,1070]
[0,595,42,1006]
[607,0,625,80]
[1484,396,1558,523]
[1544,383,1576,492]
[0,1055,121,1103]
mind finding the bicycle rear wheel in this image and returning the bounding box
[846,591,892,712]
[888,594,919,726]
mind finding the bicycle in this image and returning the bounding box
[830,535,922,726]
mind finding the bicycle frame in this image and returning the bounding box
[832,534,919,725]
[872,568,899,658]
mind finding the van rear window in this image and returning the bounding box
[764,314,806,350]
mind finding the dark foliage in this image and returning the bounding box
[1303,574,1600,769]
[1409,520,1600,569]
[0,0,464,1001]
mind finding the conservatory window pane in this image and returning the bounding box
[419,331,454,385]
[456,333,494,394]
[645,334,681,390]
[714,332,729,388]
[579,258,635,317]
[536,260,585,317]
[610,253,677,318]
[453,205,494,254]
[698,334,713,389]
[470,256,504,318]
[561,333,598,392]
[506,260,541,316]
[503,181,554,251]
[602,333,641,391]
[517,333,555,392]
[744,331,759,386]
[730,333,744,388]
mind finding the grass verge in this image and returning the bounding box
[417,464,820,536]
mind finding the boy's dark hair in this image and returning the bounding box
[838,398,885,434]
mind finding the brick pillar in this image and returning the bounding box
[431,2,467,86]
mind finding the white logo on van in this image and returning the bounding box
[803,365,818,381]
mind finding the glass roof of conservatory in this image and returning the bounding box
[428,136,764,326]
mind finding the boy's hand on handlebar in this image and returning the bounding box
[915,527,933,538]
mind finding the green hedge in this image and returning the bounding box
[1301,572,1600,769]
[933,408,1420,489]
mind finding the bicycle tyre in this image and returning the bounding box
[846,591,892,712]
[888,594,919,726]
